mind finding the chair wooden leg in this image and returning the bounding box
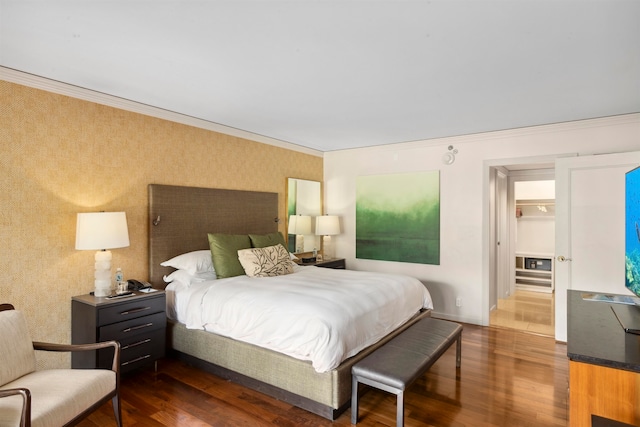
[111,394,122,427]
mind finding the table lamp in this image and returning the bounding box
[288,214,312,253]
[316,215,340,260]
[76,212,130,297]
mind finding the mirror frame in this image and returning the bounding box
[286,178,322,254]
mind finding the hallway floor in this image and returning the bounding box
[490,289,555,337]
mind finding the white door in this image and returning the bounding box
[496,170,509,302]
[555,151,640,341]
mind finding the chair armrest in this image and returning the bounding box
[33,340,121,372]
[0,388,31,427]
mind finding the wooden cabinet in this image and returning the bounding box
[569,361,640,426]
[72,291,166,373]
[567,290,640,426]
[515,253,554,293]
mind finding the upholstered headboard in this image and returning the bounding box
[148,184,279,287]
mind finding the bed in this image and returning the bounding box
[148,184,433,419]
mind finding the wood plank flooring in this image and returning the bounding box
[490,290,555,337]
[78,323,568,427]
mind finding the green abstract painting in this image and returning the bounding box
[356,171,440,264]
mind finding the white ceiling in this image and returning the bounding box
[2,1,639,152]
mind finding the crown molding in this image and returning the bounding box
[4,66,637,157]
[1,66,323,158]
[337,112,640,154]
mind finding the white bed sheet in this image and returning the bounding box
[167,266,433,373]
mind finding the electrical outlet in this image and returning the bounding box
[456,297,462,307]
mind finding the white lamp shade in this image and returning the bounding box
[288,215,312,235]
[76,212,130,250]
[315,215,340,236]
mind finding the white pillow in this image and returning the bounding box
[163,269,195,285]
[163,269,217,285]
[194,270,217,281]
[161,250,215,276]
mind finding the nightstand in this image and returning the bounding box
[71,290,166,374]
[300,258,346,269]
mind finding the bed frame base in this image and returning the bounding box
[167,349,348,420]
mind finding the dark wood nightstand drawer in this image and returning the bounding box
[99,311,166,341]
[98,328,166,373]
[98,296,165,326]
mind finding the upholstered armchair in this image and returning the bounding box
[0,304,122,427]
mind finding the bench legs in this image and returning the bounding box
[351,376,358,424]
[351,377,406,427]
[456,333,462,368]
[352,376,406,427]
[396,391,404,427]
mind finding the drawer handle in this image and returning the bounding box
[121,338,151,350]
[121,354,151,366]
[122,322,153,333]
[120,306,151,315]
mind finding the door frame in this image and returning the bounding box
[483,155,563,327]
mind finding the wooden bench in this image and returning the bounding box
[351,317,462,427]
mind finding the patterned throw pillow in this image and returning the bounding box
[237,244,295,277]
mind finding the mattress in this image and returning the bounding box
[165,265,433,373]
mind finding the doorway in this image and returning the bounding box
[487,163,555,336]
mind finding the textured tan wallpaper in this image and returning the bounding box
[0,80,322,368]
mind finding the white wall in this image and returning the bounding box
[516,218,555,255]
[323,114,640,325]
[516,180,555,200]
[515,180,555,255]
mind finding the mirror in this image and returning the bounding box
[286,178,321,254]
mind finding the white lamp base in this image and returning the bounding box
[94,250,112,297]
[322,235,334,260]
[296,234,305,253]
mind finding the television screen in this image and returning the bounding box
[626,165,640,296]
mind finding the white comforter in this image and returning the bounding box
[178,266,433,373]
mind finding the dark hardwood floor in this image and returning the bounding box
[79,323,568,427]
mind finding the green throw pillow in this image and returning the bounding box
[249,232,286,248]
[207,233,252,278]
